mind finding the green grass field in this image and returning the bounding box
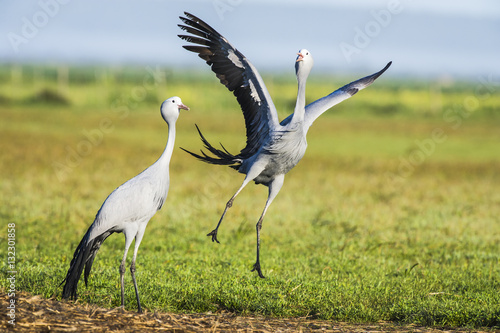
[1,65,499,329]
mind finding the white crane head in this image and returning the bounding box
[160,96,189,124]
[295,49,314,78]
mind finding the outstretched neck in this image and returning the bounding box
[291,74,307,124]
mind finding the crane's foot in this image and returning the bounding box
[251,262,265,278]
[207,229,220,243]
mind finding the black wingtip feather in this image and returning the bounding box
[376,61,392,78]
[342,60,392,95]
[365,61,392,84]
[178,25,211,39]
[180,12,219,37]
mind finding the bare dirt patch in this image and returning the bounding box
[1,292,491,332]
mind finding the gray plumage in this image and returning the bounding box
[61,97,189,312]
[178,12,391,278]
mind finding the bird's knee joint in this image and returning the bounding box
[130,263,136,273]
[119,263,126,274]
[256,219,263,231]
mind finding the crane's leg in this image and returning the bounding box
[208,164,265,243]
[251,174,285,279]
[130,227,146,314]
[120,232,135,310]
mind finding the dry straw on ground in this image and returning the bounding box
[1,292,487,332]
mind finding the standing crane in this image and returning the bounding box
[178,12,391,278]
[61,97,189,312]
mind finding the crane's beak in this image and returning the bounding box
[296,52,304,62]
[178,103,190,111]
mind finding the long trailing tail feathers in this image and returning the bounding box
[181,124,241,170]
[61,226,112,300]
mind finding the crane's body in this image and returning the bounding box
[88,156,170,241]
[61,97,189,312]
[178,12,391,278]
[238,125,307,186]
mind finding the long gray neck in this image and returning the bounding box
[156,121,176,171]
[291,71,307,124]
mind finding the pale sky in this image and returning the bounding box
[266,0,500,18]
[2,0,499,78]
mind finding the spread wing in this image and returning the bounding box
[281,61,392,129]
[178,12,279,158]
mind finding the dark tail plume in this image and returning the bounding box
[181,124,241,170]
[61,225,113,300]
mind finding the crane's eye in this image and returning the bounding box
[306,52,309,55]
[172,100,175,103]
